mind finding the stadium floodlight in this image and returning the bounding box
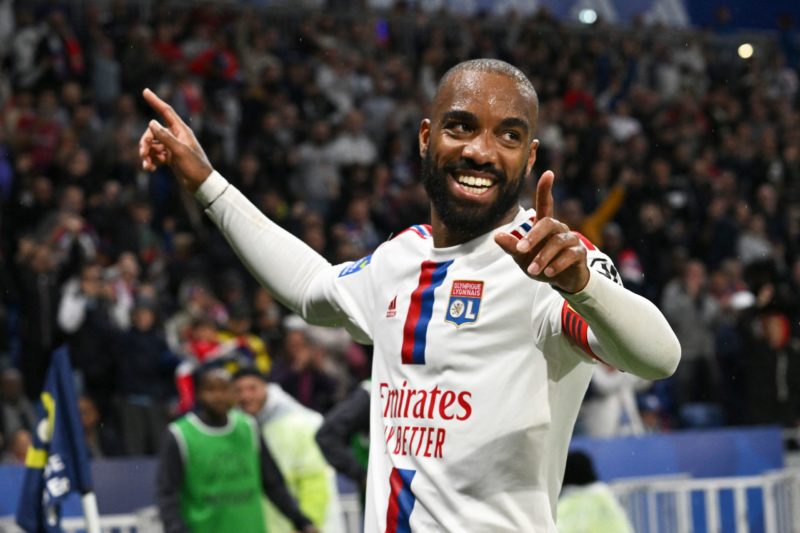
[738,43,754,59]
[579,9,598,24]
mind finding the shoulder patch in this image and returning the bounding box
[339,254,372,277]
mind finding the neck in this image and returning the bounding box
[430,205,519,247]
[197,409,228,427]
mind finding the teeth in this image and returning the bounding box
[456,175,493,188]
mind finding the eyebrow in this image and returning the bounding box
[440,110,530,136]
[441,110,478,125]
[498,117,530,136]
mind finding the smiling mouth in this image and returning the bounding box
[452,173,497,196]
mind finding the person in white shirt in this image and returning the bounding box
[138,58,680,533]
[578,365,649,438]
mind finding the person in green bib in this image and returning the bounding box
[156,366,317,533]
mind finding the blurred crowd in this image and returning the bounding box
[0,0,799,460]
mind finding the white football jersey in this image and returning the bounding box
[320,208,620,533]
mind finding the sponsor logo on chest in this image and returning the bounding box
[445,280,483,327]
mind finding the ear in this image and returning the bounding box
[419,119,431,159]
[526,139,539,176]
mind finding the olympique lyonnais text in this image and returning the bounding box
[379,381,473,459]
[451,280,483,298]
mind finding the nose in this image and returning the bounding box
[461,131,498,167]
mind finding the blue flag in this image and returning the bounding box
[16,347,94,533]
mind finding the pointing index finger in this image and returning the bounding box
[142,88,181,128]
[535,170,555,221]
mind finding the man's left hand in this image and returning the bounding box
[495,170,590,294]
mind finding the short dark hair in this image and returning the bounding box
[562,451,598,486]
[192,365,232,390]
[436,59,538,107]
[232,366,267,383]
[432,59,539,136]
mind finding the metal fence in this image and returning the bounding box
[4,471,800,533]
[612,468,800,533]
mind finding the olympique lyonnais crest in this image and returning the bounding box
[445,280,483,326]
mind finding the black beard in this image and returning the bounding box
[421,151,525,241]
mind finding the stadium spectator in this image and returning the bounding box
[315,382,371,492]
[0,367,37,444]
[290,119,340,217]
[578,365,649,438]
[271,328,338,415]
[1,428,32,465]
[113,300,176,455]
[14,241,62,398]
[251,287,283,346]
[329,109,377,168]
[78,394,123,459]
[57,261,120,411]
[737,284,800,426]
[217,304,271,375]
[166,279,229,352]
[661,259,722,420]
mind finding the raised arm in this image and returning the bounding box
[495,171,680,380]
[138,90,369,339]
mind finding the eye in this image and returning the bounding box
[445,121,472,134]
[501,130,522,143]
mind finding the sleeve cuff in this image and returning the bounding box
[559,268,606,306]
[193,170,229,208]
[293,515,313,530]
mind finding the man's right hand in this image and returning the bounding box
[138,88,213,193]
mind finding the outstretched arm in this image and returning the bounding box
[496,171,680,380]
[138,90,370,340]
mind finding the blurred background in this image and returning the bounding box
[0,0,799,531]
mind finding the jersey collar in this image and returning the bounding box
[429,206,535,262]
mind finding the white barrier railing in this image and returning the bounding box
[6,471,799,533]
[0,495,363,533]
[611,468,800,533]
[0,512,147,533]
[339,492,363,533]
